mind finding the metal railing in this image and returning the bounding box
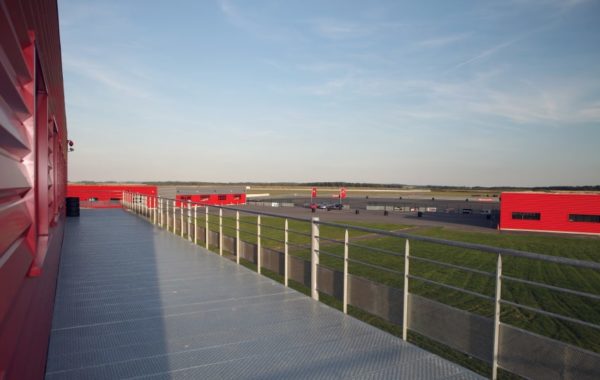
[122,192,600,380]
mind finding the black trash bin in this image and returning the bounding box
[66,197,80,217]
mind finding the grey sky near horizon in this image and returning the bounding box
[60,0,600,187]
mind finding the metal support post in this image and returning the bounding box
[492,254,503,380]
[236,211,240,264]
[343,229,349,314]
[257,215,261,273]
[219,208,223,256]
[194,205,198,244]
[180,200,184,237]
[205,207,209,249]
[172,200,176,234]
[311,217,320,301]
[153,197,157,224]
[187,201,192,241]
[284,219,289,287]
[166,200,170,231]
[160,198,163,227]
[402,239,410,341]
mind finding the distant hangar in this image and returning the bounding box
[500,192,600,236]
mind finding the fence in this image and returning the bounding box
[122,192,600,380]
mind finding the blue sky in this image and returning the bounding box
[59,0,600,186]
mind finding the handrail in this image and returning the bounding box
[123,191,600,380]
[141,194,600,270]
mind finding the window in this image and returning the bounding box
[233,194,242,200]
[218,195,227,201]
[512,212,541,220]
[569,214,600,223]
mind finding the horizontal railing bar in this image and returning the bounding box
[316,249,344,259]
[315,222,600,271]
[502,275,600,302]
[317,236,345,245]
[347,257,403,276]
[411,255,495,278]
[408,274,495,302]
[287,228,312,238]
[287,242,311,250]
[500,299,600,331]
[347,241,404,258]
[258,224,287,233]
[133,194,600,270]
[259,235,285,244]
[237,219,257,226]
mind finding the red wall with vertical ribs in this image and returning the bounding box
[500,192,600,235]
[0,1,67,378]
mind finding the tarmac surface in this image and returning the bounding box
[227,205,500,233]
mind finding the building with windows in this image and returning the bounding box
[499,192,600,235]
[67,184,157,208]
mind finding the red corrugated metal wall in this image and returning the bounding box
[0,0,67,379]
[67,184,158,208]
[500,192,600,235]
[176,193,247,207]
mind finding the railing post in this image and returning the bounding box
[172,200,176,234]
[402,239,410,341]
[343,229,349,314]
[205,206,209,249]
[492,254,503,380]
[166,199,170,231]
[194,205,198,245]
[284,219,289,287]
[236,211,240,264]
[219,208,223,256]
[153,197,157,225]
[311,217,319,301]
[257,215,261,274]
[180,200,184,237]
[187,201,192,241]
[160,198,163,227]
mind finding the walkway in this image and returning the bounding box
[46,209,483,379]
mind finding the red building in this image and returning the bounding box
[67,184,157,208]
[500,192,600,235]
[0,1,68,378]
[176,192,246,207]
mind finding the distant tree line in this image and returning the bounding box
[69,181,600,192]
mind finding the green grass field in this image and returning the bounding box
[191,211,600,378]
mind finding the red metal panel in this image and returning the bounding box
[176,193,247,206]
[67,185,157,208]
[500,192,600,235]
[0,1,67,378]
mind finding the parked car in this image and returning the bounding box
[327,203,343,210]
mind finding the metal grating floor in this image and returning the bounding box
[46,209,484,379]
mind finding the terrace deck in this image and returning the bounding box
[45,209,483,379]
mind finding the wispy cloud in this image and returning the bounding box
[217,0,304,43]
[307,18,404,40]
[63,56,153,99]
[417,33,470,48]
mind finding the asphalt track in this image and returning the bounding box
[224,205,500,233]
